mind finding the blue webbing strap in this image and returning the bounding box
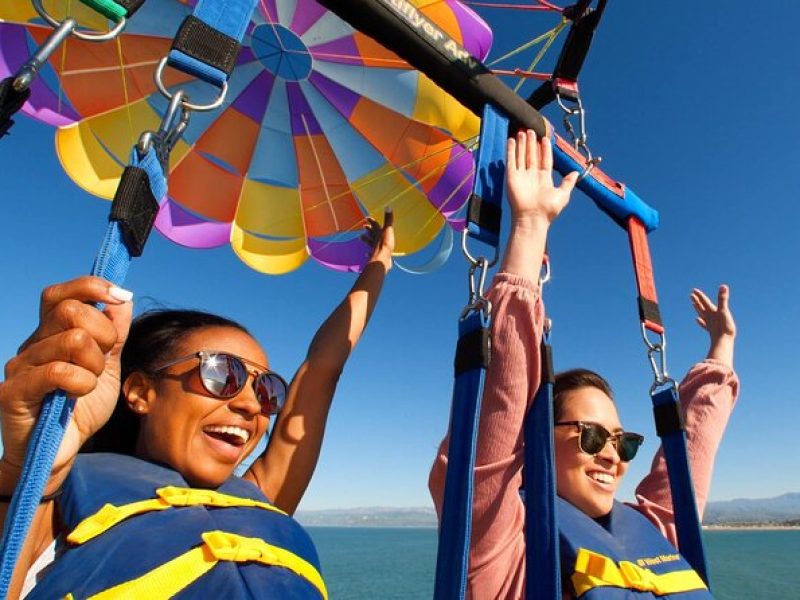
[167,0,257,87]
[434,310,491,600]
[652,385,710,585]
[523,337,560,599]
[0,147,165,597]
[434,104,508,600]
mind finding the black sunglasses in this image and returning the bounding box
[154,351,288,416]
[555,421,644,463]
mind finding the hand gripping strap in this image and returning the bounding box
[523,340,561,600]
[167,0,257,87]
[651,386,710,586]
[434,310,491,600]
[466,105,509,249]
[0,147,165,598]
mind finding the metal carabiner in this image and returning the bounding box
[460,256,492,319]
[154,58,229,112]
[137,91,191,171]
[33,0,127,42]
[641,323,670,388]
[461,228,499,270]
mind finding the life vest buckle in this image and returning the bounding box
[202,531,276,563]
[619,561,656,592]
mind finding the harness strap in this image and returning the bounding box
[627,217,663,333]
[523,338,560,600]
[167,0,257,88]
[67,486,287,544]
[651,386,710,584]
[434,104,507,600]
[527,0,608,109]
[626,218,710,584]
[571,548,708,596]
[79,531,328,600]
[0,147,164,598]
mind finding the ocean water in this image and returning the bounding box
[308,527,800,599]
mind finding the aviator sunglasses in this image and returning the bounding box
[154,351,288,416]
[555,421,644,463]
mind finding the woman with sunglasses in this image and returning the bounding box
[429,131,739,598]
[0,214,394,599]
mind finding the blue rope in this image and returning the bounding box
[0,147,163,597]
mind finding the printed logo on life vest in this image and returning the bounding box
[385,0,479,69]
[636,553,680,567]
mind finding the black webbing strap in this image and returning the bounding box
[527,0,608,110]
[454,326,491,375]
[466,194,502,241]
[0,78,31,137]
[653,399,685,437]
[115,0,147,16]
[172,15,241,77]
[109,166,160,257]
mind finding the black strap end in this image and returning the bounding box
[467,193,502,238]
[638,296,663,327]
[172,15,241,77]
[454,326,491,375]
[110,166,159,257]
[654,401,685,437]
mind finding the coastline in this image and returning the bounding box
[703,524,800,531]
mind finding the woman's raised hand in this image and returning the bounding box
[362,208,395,271]
[506,129,578,226]
[690,285,736,367]
[0,276,132,486]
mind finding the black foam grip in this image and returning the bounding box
[115,0,146,16]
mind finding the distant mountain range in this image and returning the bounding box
[296,493,800,528]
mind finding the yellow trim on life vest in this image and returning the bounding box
[67,486,286,544]
[572,548,708,597]
[80,530,327,600]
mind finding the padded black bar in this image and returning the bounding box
[454,326,491,375]
[110,166,159,257]
[637,296,663,327]
[172,15,241,77]
[315,0,547,136]
[654,400,685,437]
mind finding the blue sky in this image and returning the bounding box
[1,0,798,511]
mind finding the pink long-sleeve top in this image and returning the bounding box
[429,273,739,599]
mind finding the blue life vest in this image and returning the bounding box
[558,498,712,599]
[27,454,326,599]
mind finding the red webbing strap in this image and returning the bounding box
[627,217,664,334]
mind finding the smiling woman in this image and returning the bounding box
[428,131,740,598]
[0,213,395,599]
